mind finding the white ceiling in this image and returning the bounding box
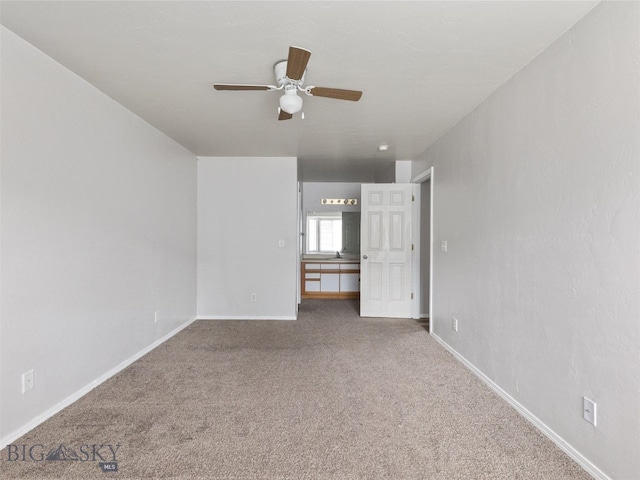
[1,1,599,181]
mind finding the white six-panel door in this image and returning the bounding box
[360,184,413,318]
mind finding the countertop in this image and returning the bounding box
[301,255,360,263]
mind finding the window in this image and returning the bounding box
[307,213,343,253]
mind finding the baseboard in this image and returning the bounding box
[198,316,297,321]
[0,317,197,448]
[430,332,610,480]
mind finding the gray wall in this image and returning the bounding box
[197,157,298,319]
[1,27,197,443]
[302,182,362,214]
[412,3,639,478]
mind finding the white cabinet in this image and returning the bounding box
[340,273,360,292]
[304,273,321,292]
[301,261,360,299]
[320,273,340,292]
[320,263,340,292]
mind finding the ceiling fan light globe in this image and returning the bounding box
[279,93,303,114]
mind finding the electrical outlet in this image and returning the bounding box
[441,240,448,252]
[278,240,285,248]
[452,317,458,332]
[154,311,160,324]
[22,370,34,393]
[583,397,597,426]
[251,293,257,302]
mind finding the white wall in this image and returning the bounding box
[302,182,362,214]
[0,27,198,443]
[412,3,639,479]
[198,157,298,319]
[395,160,413,183]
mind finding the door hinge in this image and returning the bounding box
[411,243,414,251]
[412,195,415,202]
[411,293,414,300]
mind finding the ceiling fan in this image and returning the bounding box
[214,46,363,120]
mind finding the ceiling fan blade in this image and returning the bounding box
[278,110,293,121]
[308,87,363,101]
[286,46,311,81]
[213,84,273,91]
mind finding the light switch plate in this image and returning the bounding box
[583,397,597,426]
[22,369,34,393]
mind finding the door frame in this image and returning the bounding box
[410,167,433,333]
[296,182,302,309]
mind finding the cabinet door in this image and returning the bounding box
[320,273,340,292]
[340,273,360,292]
[321,264,340,271]
[305,281,321,292]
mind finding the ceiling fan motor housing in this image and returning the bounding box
[274,60,305,87]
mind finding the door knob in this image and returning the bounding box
[362,255,368,259]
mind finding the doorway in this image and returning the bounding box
[411,167,433,333]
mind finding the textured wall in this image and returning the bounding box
[412,2,639,479]
[1,27,197,441]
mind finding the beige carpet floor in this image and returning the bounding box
[1,299,590,479]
